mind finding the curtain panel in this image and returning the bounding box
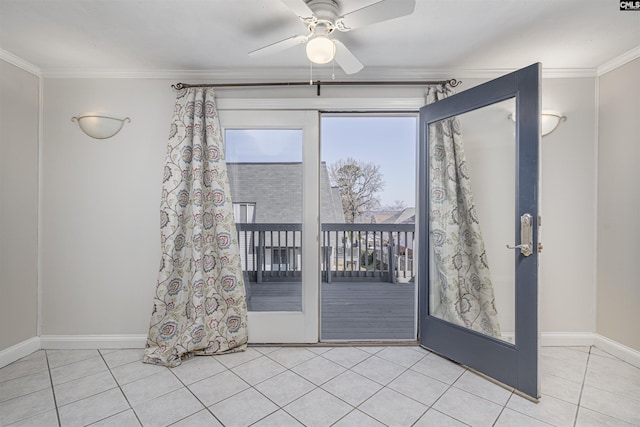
[144,88,248,367]
[427,85,502,338]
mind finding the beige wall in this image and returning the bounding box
[597,58,640,352]
[39,75,599,339]
[539,78,598,334]
[0,60,39,350]
[41,79,171,335]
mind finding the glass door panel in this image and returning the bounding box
[225,129,303,312]
[428,98,516,344]
[219,110,319,343]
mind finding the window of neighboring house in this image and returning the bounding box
[272,248,288,269]
[233,203,255,224]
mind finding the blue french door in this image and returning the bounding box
[418,64,540,398]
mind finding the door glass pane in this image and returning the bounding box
[428,98,516,343]
[320,115,417,340]
[225,129,303,312]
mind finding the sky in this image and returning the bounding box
[225,115,418,207]
[321,116,417,207]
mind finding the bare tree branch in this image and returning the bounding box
[329,158,384,223]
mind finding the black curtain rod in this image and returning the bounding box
[172,79,461,96]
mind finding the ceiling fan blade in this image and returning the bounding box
[248,35,308,57]
[279,0,316,21]
[336,0,416,31]
[334,40,364,75]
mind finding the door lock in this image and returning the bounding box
[506,213,533,256]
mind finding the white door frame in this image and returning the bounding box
[218,109,320,343]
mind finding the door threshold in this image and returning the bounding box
[249,341,420,348]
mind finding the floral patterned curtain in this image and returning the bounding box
[144,88,248,367]
[427,84,501,338]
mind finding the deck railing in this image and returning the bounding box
[236,223,415,283]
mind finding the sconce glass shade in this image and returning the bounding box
[540,110,566,136]
[508,109,566,137]
[306,36,335,64]
[71,113,131,139]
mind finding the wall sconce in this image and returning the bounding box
[71,113,131,139]
[508,110,567,137]
[540,111,566,136]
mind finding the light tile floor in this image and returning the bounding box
[0,345,638,426]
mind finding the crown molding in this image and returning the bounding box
[0,48,41,76]
[441,67,597,79]
[597,45,640,76]
[540,68,597,78]
[0,47,619,81]
[39,65,598,80]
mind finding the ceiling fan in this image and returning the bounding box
[248,0,417,75]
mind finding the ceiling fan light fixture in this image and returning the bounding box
[306,36,335,64]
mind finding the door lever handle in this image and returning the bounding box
[506,243,532,255]
[506,213,533,256]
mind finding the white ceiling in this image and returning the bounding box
[1,0,639,78]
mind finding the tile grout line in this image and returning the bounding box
[262,346,467,425]
[212,349,347,426]
[0,355,48,386]
[0,369,51,404]
[572,345,593,427]
[572,346,639,426]
[165,358,235,426]
[98,349,145,427]
[253,348,343,425]
[322,348,429,425]
[490,402,510,427]
[84,408,135,426]
[417,370,471,426]
[44,350,63,427]
[591,346,639,370]
[120,353,262,423]
[48,353,97,370]
[245,347,377,425]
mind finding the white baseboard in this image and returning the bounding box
[40,334,147,349]
[594,333,640,369]
[36,332,595,349]
[22,332,640,370]
[541,332,595,347]
[0,337,41,368]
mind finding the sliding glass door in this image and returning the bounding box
[218,110,422,343]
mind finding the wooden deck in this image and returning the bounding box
[247,281,416,341]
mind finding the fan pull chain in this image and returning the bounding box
[309,61,313,85]
[332,57,335,80]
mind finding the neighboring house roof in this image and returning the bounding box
[371,214,394,224]
[382,207,416,224]
[329,186,343,224]
[227,162,345,223]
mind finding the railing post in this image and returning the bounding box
[257,231,263,284]
[389,231,396,284]
[327,246,332,284]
